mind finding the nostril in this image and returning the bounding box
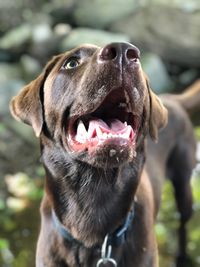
[126,48,140,61]
[100,46,117,61]
[100,43,140,63]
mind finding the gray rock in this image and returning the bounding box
[74,0,140,28]
[0,1,33,32]
[0,63,22,83]
[60,28,130,51]
[54,23,71,37]
[32,23,53,43]
[29,23,62,62]
[110,5,200,67]
[0,80,25,115]
[141,53,173,93]
[20,55,42,81]
[179,69,199,86]
[0,24,32,50]
[150,0,200,11]
[0,51,12,62]
[0,63,24,115]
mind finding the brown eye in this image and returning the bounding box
[64,58,80,69]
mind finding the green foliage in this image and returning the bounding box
[195,126,200,140]
[13,250,32,267]
[0,239,9,250]
[156,174,200,267]
[0,123,6,134]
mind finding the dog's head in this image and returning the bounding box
[10,42,167,168]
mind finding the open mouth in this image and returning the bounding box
[66,88,140,153]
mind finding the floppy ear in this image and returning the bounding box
[147,80,168,142]
[10,55,61,137]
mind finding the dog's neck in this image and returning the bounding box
[41,141,145,247]
[52,200,135,246]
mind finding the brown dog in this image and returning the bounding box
[10,43,199,267]
[146,87,199,266]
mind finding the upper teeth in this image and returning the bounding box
[76,120,87,143]
[75,120,134,143]
[77,120,87,135]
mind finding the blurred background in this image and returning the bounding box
[0,0,200,267]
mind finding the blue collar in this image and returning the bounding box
[52,210,81,244]
[52,202,135,248]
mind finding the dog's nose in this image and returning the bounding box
[99,42,140,64]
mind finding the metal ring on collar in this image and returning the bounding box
[96,258,117,267]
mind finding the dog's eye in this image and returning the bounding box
[64,57,80,70]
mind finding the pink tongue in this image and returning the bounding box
[88,119,126,136]
[107,119,126,131]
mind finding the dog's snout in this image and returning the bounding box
[99,42,140,64]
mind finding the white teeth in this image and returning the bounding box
[124,133,129,139]
[77,120,87,134]
[96,126,102,138]
[76,120,132,143]
[76,120,87,143]
[122,133,127,138]
[102,133,107,139]
[98,132,131,140]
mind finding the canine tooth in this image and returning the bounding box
[76,120,87,143]
[124,121,128,127]
[122,133,128,139]
[96,126,103,138]
[77,120,87,134]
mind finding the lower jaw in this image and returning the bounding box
[67,137,137,167]
[68,136,134,152]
